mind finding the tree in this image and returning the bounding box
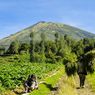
[45,41,57,63]
[30,32,35,62]
[64,34,75,47]
[40,32,45,54]
[19,43,30,54]
[72,40,84,58]
[56,35,65,62]
[83,38,90,45]
[84,50,95,73]
[40,32,46,62]
[83,38,95,53]
[0,47,5,55]
[7,41,19,54]
[63,46,77,76]
[55,32,60,49]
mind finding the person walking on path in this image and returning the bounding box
[77,55,87,88]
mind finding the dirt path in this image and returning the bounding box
[50,75,78,95]
[75,76,94,95]
[50,75,95,95]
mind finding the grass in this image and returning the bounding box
[29,67,65,95]
[29,68,77,95]
[54,75,77,95]
[87,73,95,92]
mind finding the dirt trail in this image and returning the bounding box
[50,75,78,95]
[75,76,94,95]
[50,75,95,95]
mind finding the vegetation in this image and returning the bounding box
[30,67,64,95]
[0,60,61,93]
[0,47,5,55]
[0,24,95,95]
[87,72,95,92]
[6,41,19,54]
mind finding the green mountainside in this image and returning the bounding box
[0,21,95,47]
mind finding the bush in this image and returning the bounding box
[84,50,95,73]
[65,62,77,76]
[33,53,46,63]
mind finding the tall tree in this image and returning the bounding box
[40,32,45,54]
[30,32,35,62]
[38,32,46,62]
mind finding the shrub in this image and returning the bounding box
[65,62,77,76]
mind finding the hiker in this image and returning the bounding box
[77,55,87,88]
[24,74,38,93]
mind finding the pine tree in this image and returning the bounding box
[40,32,46,62]
[30,32,35,62]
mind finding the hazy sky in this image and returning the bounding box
[0,0,95,39]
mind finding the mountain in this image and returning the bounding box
[0,21,95,47]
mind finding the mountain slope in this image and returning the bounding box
[0,21,95,47]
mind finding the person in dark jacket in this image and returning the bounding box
[24,74,38,93]
[77,55,87,88]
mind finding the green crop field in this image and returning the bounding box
[0,54,63,95]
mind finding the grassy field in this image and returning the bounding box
[29,67,65,95]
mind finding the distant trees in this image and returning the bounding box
[19,43,30,54]
[2,31,95,77]
[4,32,95,74]
[72,38,95,58]
[0,47,5,55]
[6,41,19,54]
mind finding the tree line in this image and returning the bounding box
[0,32,95,75]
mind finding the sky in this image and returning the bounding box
[0,0,95,39]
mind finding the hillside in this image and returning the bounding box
[0,21,95,47]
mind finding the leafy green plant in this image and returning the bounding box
[0,61,60,91]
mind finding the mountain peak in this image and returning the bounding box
[0,22,95,47]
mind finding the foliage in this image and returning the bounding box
[63,46,77,76]
[33,53,46,63]
[84,50,95,73]
[30,32,36,62]
[0,47,5,55]
[0,62,60,91]
[65,62,77,76]
[6,41,19,54]
[19,43,30,54]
